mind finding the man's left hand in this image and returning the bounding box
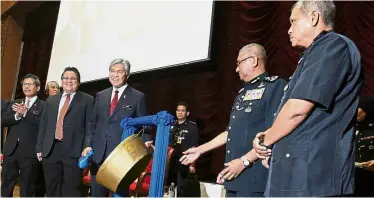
[362,160,374,171]
[216,158,245,184]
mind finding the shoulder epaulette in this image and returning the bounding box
[187,120,196,125]
[264,76,278,82]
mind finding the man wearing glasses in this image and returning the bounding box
[83,58,151,197]
[36,67,94,196]
[1,74,45,197]
[180,43,286,197]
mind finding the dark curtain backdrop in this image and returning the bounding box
[16,1,374,181]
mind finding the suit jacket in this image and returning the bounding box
[36,91,94,158]
[2,98,44,158]
[90,86,151,164]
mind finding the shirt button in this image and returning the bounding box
[227,150,230,154]
[229,126,231,130]
[232,116,235,119]
[228,138,230,141]
[286,154,290,158]
[274,113,277,117]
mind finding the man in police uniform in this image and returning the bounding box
[180,43,286,197]
[170,102,199,190]
[354,96,374,196]
[253,0,362,197]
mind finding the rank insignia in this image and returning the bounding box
[243,88,265,101]
[264,76,278,82]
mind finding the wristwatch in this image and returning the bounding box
[241,156,252,168]
[259,138,273,150]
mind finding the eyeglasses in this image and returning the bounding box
[236,56,255,66]
[61,77,77,81]
[50,86,59,89]
[22,82,36,87]
[109,69,126,75]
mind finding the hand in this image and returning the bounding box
[189,166,196,173]
[262,156,270,169]
[179,147,201,165]
[37,153,42,161]
[144,141,155,150]
[12,103,26,117]
[81,147,92,157]
[216,158,245,184]
[362,160,374,171]
[253,132,272,159]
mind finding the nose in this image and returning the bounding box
[235,66,239,73]
[288,27,292,35]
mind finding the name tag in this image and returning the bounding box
[243,88,265,101]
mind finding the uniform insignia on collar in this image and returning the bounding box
[284,84,289,91]
[298,58,304,64]
[258,82,266,88]
[250,78,259,84]
[238,88,244,93]
[264,76,278,82]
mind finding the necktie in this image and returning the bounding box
[26,99,30,110]
[110,90,119,116]
[56,94,71,140]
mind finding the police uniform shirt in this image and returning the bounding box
[265,31,362,197]
[225,72,286,192]
[170,120,199,158]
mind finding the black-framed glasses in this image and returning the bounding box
[236,56,255,66]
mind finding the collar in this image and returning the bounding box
[302,30,332,57]
[112,84,128,94]
[248,72,268,85]
[62,91,76,97]
[25,95,38,103]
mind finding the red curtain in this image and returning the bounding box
[16,1,374,180]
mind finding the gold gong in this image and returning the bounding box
[96,134,152,193]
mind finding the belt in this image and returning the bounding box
[54,139,63,143]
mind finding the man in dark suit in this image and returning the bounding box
[82,58,151,197]
[36,67,94,197]
[1,74,45,197]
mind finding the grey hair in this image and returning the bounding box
[293,0,336,27]
[239,43,267,64]
[21,74,41,87]
[109,58,131,75]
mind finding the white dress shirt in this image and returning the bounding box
[111,84,128,102]
[57,92,77,120]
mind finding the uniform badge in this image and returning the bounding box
[245,107,252,113]
[243,88,265,101]
[177,136,182,144]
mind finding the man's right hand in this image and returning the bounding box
[37,153,42,161]
[144,141,155,150]
[179,147,201,165]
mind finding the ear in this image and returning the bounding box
[37,86,40,92]
[252,57,259,68]
[310,10,320,27]
[187,111,190,117]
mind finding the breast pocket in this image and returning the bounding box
[271,143,309,192]
[242,100,264,123]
